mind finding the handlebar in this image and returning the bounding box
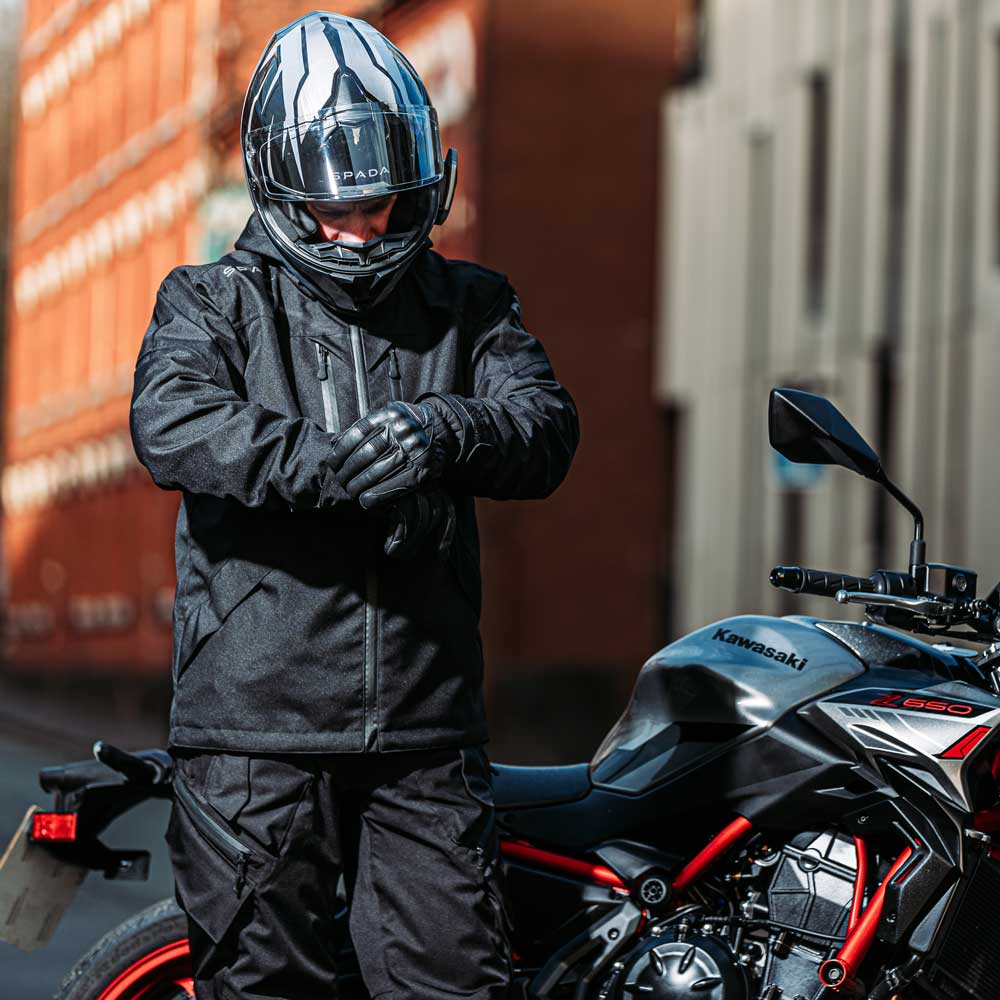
[770,566,878,599]
[771,565,1000,643]
[92,741,171,784]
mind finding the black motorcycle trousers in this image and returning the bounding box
[165,744,518,1000]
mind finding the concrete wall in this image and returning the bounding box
[657,0,1000,636]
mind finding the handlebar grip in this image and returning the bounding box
[770,566,877,598]
[93,740,160,784]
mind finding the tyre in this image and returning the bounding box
[53,897,193,1000]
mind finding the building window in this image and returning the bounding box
[804,70,830,318]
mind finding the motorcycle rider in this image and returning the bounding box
[128,10,579,1000]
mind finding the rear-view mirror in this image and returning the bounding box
[768,388,882,481]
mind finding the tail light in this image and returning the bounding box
[30,812,78,842]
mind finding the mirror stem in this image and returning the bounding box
[881,475,924,540]
[908,536,927,584]
[881,474,926,583]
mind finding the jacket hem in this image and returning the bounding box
[169,723,490,753]
[378,723,490,752]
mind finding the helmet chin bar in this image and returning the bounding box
[248,149,458,314]
[308,228,421,272]
[277,242,415,317]
[256,200,429,316]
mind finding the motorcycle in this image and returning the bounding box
[8,386,1000,1000]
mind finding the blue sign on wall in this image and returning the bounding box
[772,451,827,491]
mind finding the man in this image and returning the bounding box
[129,10,579,1000]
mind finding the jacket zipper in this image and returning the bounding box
[173,771,255,895]
[314,341,340,433]
[348,324,379,752]
[388,347,402,399]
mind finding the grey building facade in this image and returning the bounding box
[656,0,1000,634]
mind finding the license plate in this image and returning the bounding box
[0,804,88,951]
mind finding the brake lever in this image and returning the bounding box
[834,590,957,618]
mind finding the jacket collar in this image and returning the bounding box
[235,211,410,371]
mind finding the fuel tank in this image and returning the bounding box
[590,615,865,793]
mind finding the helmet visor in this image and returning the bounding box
[250,104,442,202]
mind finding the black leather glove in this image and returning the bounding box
[331,400,460,509]
[382,489,456,560]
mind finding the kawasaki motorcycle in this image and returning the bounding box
[11,387,1000,1000]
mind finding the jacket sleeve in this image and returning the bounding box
[417,283,580,500]
[129,267,348,511]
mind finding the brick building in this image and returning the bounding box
[3,0,691,760]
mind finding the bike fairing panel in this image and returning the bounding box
[803,683,1000,813]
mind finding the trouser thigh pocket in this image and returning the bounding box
[166,761,266,945]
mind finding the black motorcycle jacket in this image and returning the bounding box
[129,212,579,753]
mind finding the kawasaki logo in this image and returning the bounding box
[712,628,808,671]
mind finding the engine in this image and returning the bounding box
[599,830,857,1000]
[597,931,748,1000]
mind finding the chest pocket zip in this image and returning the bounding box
[388,346,402,400]
[314,342,340,434]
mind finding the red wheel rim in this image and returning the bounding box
[96,938,193,1000]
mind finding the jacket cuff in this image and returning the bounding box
[298,462,344,510]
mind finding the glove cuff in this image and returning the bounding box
[417,394,465,463]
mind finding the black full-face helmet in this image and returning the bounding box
[241,11,457,316]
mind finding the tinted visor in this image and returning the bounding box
[250,104,442,202]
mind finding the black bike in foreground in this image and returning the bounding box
[7,387,1000,1000]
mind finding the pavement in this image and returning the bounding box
[0,679,176,1000]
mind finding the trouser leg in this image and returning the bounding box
[166,745,518,1000]
[344,745,517,1000]
[166,750,345,1000]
